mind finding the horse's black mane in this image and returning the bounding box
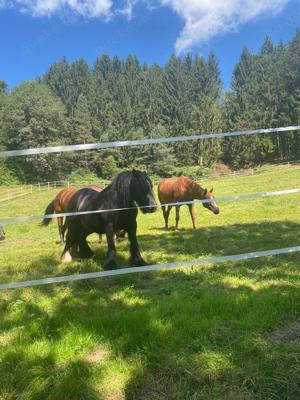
[100,170,149,208]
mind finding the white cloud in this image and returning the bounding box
[0,0,291,51]
[160,0,291,53]
[3,0,113,18]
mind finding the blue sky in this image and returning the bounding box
[0,0,300,90]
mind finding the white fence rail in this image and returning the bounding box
[0,159,300,204]
[1,125,299,158]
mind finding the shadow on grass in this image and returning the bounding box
[0,349,100,400]
[11,219,300,280]
[2,267,300,399]
[141,220,300,261]
[1,220,300,399]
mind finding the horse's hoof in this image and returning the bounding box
[131,258,148,267]
[104,259,119,270]
[61,251,72,263]
[79,254,94,260]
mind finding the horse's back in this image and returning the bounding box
[54,188,77,213]
[158,176,193,203]
[158,178,176,203]
[69,188,100,212]
[55,186,102,213]
[86,184,102,193]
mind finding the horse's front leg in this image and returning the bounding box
[78,234,94,259]
[127,221,147,266]
[188,204,196,229]
[104,223,118,269]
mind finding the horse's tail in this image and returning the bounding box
[41,200,55,227]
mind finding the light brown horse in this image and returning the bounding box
[41,185,102,245]
[158,176,219,230]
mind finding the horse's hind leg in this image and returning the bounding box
[57,217,65,245]
[188,204,196,229]
[162,205,172,229]
[161,206,167,229]
[61,218,70,245]
[116,230,126,242]
[175,206,180,230]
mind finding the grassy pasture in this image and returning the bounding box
[0,164,300,399]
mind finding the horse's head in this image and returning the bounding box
[131,170,157,213]
[0,224,5,241]
[201,188,220,215]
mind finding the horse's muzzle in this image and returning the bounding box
[213,208,220,215]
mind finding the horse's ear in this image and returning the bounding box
[210,187,213,193]
[203,188,207,195]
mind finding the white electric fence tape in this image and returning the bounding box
[0,188,299,225]
[0,126,299,158]
[0,245,299,290]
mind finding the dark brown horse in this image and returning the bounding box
[41,185,102,245]
[158,176,219,230]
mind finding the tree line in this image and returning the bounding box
[0,30,300,184]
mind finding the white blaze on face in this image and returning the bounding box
[208,194,220,214]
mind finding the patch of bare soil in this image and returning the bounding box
[82,346,109,364]
[269,318,300,343]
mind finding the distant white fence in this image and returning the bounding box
[0,180,69,203]
[0,159,299,204]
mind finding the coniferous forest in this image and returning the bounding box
[0,31,300,183]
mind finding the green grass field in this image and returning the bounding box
[0,164,300,400]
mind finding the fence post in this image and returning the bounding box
[38,183,40,192]
[48,182,50,191]
[67,181,70,188]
